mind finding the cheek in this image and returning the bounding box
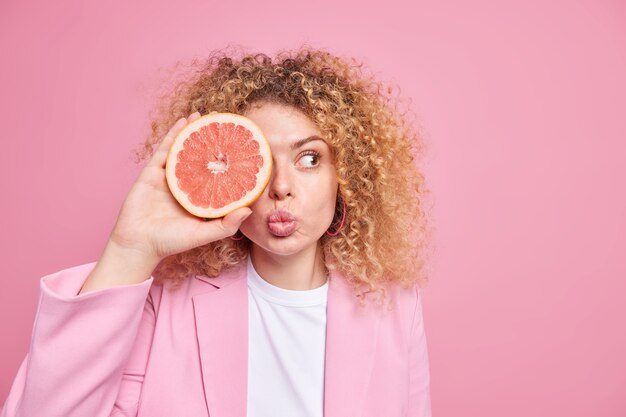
[246,197,267,217]
[239,210,262,232]
[313,187,339,217]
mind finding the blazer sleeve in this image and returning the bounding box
[0,262,155,417]
[407,286,432,417]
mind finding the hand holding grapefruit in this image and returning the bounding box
[107,112,255,264]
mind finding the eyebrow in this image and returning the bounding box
[290,136,325,151]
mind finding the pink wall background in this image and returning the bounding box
[1,0,625,415]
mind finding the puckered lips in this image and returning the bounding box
[267,209,297,236]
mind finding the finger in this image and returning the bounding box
[193,208,253,243]
[147,112,201,169]
[188,112,202,123]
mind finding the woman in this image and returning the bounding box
[1,46,432,417]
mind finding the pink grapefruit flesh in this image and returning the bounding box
[165,112,272,218]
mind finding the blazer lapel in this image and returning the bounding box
[324,269,382,417]
[192,263,249,417]
[191,261,381,417]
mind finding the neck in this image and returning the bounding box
[249,244,328,290]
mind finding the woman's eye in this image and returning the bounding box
[299,152,320,168]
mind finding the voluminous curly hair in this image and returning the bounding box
[131,44,433,307]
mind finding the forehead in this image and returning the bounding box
[242,101,328,150]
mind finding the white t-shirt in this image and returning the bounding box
[246,256,329,417]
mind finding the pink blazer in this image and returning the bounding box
[1,260,431,417]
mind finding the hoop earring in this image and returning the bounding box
[326,196,347,237]
[229,230,245,240]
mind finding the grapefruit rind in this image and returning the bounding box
[165,112,272,219]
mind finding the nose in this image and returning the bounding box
[267,159,293,200]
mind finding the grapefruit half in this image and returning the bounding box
[165,112,272,218]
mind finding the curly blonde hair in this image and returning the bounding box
[131,45,433,307]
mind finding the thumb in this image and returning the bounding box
[221,208,253,231]
[193,208,253,247]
